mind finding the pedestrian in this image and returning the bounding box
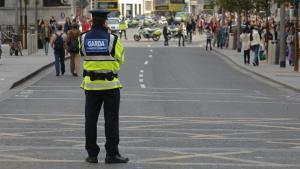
[240,29,251,64]
[286,28,294,66]
[40,21,52,55]
[186,19,193,42]
[82,16,91,32]
[50,24,67,76]
[178,19,185,47]
[67,22,81,76]
[206,28,212,51]
[79,10,129,164]
[119,19,128,40]
[163,24,169,46]
[250,26,261,66]
[49,16,57,33]
[64,17,72,34]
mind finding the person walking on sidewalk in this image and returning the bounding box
[286,28,294,66]
[50,24,67,76]
[163,24,169,46]
[240,29,251,64]
[40,21,52,55]
[67,23,81,77]
[186,19,193,43]
[206,28,213,51]
[79,10,129,164]
[250,26,261,66]
[178,19,185,47]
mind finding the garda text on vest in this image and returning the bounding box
[85,39,109,53]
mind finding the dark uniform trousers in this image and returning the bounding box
[85,88,120,157]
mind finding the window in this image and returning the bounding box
[135,4,137,15]
[43,0,69,7]
[139,4,141,15]
[97,2,118,9]
[145,1,152,11]
[0,0,4,7]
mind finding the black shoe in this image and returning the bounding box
[105,154,129,164]
[85,156,98,163]
[56,74,59,76]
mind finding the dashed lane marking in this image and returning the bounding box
[140,84,146,88]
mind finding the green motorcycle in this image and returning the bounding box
[133,26,161,41]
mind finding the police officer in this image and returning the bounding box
[79,10,129,164]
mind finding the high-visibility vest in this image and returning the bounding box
[79,29,125,90]
[119,22,128,31]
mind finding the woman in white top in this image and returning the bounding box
[250,26,261,66]
[240,29,251,64]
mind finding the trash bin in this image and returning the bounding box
[228,33,236,49]
[268,40,277,64]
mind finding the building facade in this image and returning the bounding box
[154,0,185,16]
[119,0,144,18]
[0,0,74,26]
[144,0,154,15]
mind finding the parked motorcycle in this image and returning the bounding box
[167,25,187,40]
[134,26,162,41]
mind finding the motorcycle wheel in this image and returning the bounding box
[167,35,172,40]
[152,35,160,41]
[134,35,141,41]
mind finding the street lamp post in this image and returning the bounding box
[279,2,286,68]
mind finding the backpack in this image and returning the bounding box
[68,34,79,53]
[54,33,64,51]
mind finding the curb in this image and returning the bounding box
[213,49,300,93]
[10,56,71,89]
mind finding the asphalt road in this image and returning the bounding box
[1,31,300,169]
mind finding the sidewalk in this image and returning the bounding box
[0,45,55,96]
[214,48,300,92]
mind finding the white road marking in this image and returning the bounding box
[140,70,144,73]
[144,61,149,65]
[139,74,144,78]
[150,49,153,52]
[140,84,146,88]
[139,79,144,83]
[147,45,151,48]
[148,55,153,58]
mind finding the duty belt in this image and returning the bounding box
[83,71,118,81]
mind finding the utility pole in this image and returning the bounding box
[20,0,23,34]
[35,0,38,33]
[15,0,19,33]
[279,2,286,68]
[295,0,299,71]
[24,0,28,49]
[222,7,225,26]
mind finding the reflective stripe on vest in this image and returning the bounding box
[82,34,116,61]
[81,80,122,90]
[81,33,87,56]
[87,70,119,74]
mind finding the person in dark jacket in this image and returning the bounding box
[186,19,193,42]
[163,24,169,46]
